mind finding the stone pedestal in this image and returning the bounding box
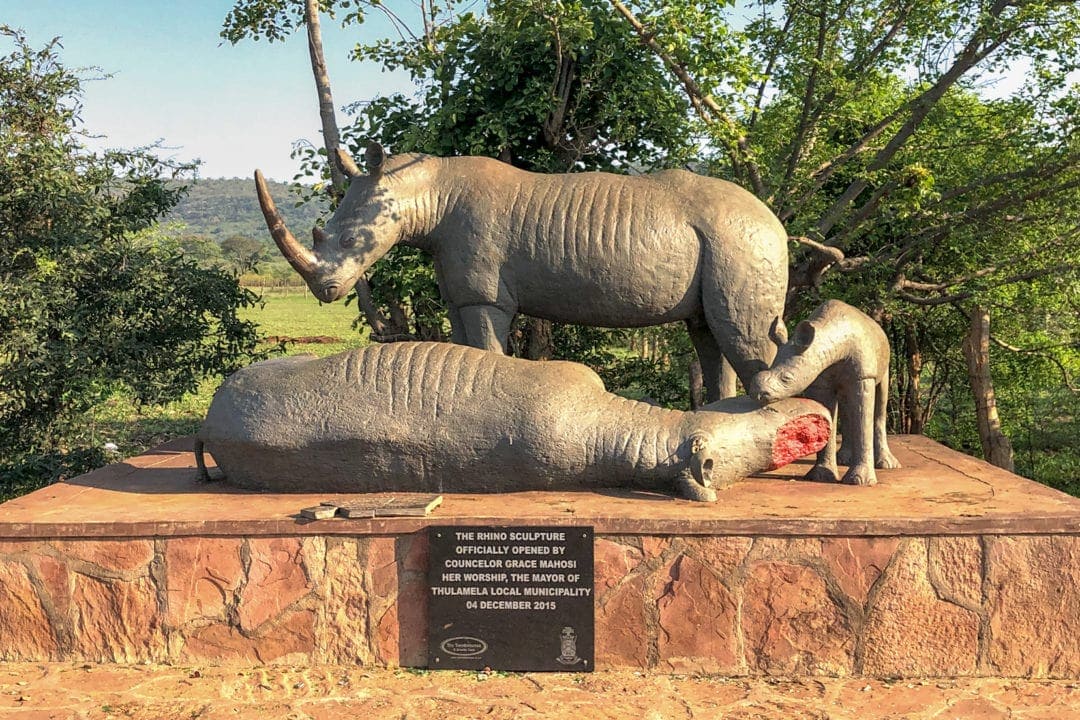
[0,435,1076,677]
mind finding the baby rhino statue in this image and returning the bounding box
[198,342,831,500]
[748,300,900,486]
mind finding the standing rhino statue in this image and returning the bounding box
[197,342,831,500]
[255,144,790,401]
[747,300,901,486]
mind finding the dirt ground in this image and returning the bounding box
[0,663,1077,720]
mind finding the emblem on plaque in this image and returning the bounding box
[557,626,582,666]
[441,636,488,658]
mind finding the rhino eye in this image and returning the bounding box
[780,371,796,384]
[340,235,357,249]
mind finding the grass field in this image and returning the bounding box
[244,288,369,356]
[87,291,368,460]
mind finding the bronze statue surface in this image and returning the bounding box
[256,145,790,402]
[749,300,900,486]
[198,342,830,499]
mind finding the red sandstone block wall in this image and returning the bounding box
[0,534,1076,678]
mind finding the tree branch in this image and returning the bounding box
[370,3,420,44]
[542,18,575,150]
[827,178,899,246]
[895,244,1057,292]
[894,264,1075,306]
[774,0,915,212]
[786,235,871,299]
[932,155,1077,206]
[782,6,1016,225]
[953,302,1080,393]
[747,8,796,131]
[304,0,346,198]
[894,187,1080,266]
[789,234,844,264]
[847,0,915,76]
[774,9,831,208]
[954,177,1080,226]
[610,0,765,196]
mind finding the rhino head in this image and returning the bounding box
[254,143,422,303]
[747,316,815,404]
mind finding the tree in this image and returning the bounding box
[175,231,226,268]
[0,28,265,490]
[612,0,1080,471]
[351,0,695,173]
[220,233,268,274]
[223,0,414,343]
[962,306,1015,470]
[343,0,701,369]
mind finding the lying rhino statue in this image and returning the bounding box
[255,144,790,402]
[197,342,830,500]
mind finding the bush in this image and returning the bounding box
[0,27,266,498]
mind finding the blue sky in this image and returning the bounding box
[5,1,417,180]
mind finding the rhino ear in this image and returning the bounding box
[334,148,362,179]
[689,433,715,487]
[364,142,386,175]
[769,316,788,347]
[791,320,816,352]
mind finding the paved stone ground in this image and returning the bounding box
[0,664,1077,719]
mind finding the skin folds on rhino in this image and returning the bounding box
[197,342,830,499]
[255,146,790,402]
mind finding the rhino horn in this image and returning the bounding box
[255,169,317,277]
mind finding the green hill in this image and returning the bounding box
[166,177,329,241]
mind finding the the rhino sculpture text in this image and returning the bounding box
[254,144,790,401]
[748,300,900,486]
[197,342,831,500]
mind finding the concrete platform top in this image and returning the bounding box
[0,435,1076,538]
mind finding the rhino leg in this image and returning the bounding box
[675,470,718,502]
[840,378,878,486]
[875,371,901,469]
[194,440,224,482]
[720,359,739,399]
[699,260,783,392]
[836,401,856,465]
[447,303,467,345]
[686,316,729,403]
[805,388,840,483]
[459,304,514,353]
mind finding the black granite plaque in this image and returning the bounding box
[427,526,594,672]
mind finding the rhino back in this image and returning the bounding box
[199,342,611,491]
[438,165,702,324]
[805,300,891,379]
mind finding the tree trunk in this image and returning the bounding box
[524,317,555,360]
[898,322,927,434]
[303,0,410,341]
[689,359,704,410]
[304,0,345,197]
[962,306,1014,471]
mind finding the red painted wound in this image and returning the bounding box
[768,414,831,470]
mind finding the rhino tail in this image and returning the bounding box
[194,439,224,482]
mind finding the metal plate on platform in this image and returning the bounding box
[427,526,594,672]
